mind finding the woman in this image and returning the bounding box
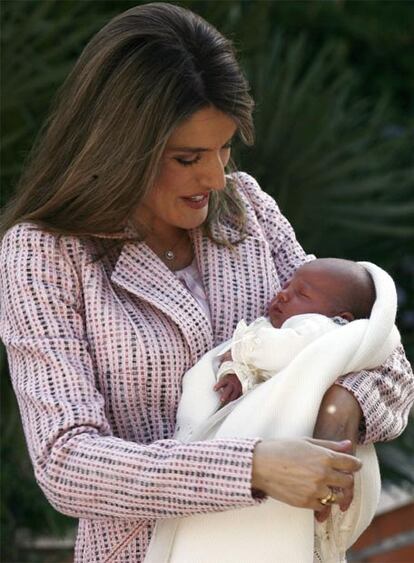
[1,4,412,562]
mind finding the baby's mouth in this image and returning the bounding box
[269,303,282,316]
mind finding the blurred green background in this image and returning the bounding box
[1,1,413,561]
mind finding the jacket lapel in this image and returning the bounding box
[109,217,278,358]
[111,239,214,363]
[192,222,279,346]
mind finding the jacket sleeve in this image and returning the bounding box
[0,224,262,521]
[236,172,414,444]
[336,348,414,445]
[234,171,315,287]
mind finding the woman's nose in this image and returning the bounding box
[199,153,226,192]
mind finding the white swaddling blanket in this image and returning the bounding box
[144,262,400,563]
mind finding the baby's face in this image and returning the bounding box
[268,264,341,328]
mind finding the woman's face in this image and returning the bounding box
[134,106,237,237]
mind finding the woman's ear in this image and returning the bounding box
[339,311,355,322]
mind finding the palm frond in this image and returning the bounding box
[0,0,105,195]
[239,33,413,264]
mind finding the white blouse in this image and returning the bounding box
[175,259,212,325]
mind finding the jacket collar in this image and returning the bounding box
[110,219,250,361]
[110,228,213,363]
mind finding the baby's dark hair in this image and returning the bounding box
[342,265,376,319]
[305,258,376,319]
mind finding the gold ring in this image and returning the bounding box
[319,489,337,506]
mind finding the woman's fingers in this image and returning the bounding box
[326,468,354,490]
[339,485,354,512]
[332,453,362,473]
[315,505,331,522]
[311,487,346,512]
[315,482,354,520]
[252,439,362,510]
[307,437,357,516]
[306,437,353,453]
[305,438,362,472]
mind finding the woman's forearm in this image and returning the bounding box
[313,385,362,451]
[335,344,414,444]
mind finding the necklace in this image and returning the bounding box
[163,231,191,262]
[164,248,177,261]
[147,229,191,264]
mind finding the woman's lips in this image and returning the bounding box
[181,193,210,209]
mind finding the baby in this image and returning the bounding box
[214,258,375,405]
[161,258,399,563]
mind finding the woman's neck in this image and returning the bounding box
[144,228,194,271]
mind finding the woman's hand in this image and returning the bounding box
[313,384,363,521]
[252,438,361,511]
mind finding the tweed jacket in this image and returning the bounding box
[1,173,413,562]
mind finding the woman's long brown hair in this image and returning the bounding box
[1,3,254,244]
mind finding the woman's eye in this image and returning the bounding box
[175,155,201,166]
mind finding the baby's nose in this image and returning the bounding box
[276,289,289,303]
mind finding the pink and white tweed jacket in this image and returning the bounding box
[1,173,413,562]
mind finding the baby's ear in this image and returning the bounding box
[339,311,355,322]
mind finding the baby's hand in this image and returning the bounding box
[214,373,242,405]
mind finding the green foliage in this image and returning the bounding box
[1,0,413,556]
[377,421,414,487]
[1,0,109,202]
[240,34,414,263]
[262,0,414,117]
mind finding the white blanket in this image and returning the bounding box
[145,262,400,563]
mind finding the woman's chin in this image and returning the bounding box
[179,208,209,230]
